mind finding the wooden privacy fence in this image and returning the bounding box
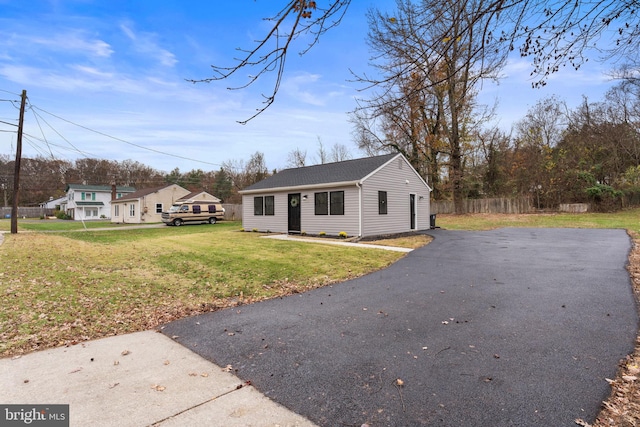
[217,199,536,219]
[223,198,533,219]
[431,197,534,214]
[222,204,242,221]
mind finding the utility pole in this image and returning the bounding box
[10,90,26,234]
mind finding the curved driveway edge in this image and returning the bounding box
[163,228,638,426]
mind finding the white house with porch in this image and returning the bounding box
[62,184,135,220]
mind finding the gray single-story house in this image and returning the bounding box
[239,153,432,238]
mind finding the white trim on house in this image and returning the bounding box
[239,180,361,195]
[357,182,363,237]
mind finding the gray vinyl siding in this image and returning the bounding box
[242,186,360,236]
[361,156,431,237]
[240,154,431,237]
[300,185,360,237]
[242,193,288,232]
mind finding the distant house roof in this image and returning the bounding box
[177,190,221,203]
[241,153,399,193]
[40,196,66,208]
[65,184,136,193]
[112,186,170,203]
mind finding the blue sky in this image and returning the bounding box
[0,1,618,174]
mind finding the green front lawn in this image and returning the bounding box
[0,218,152,232]
[0,221,404,356]
[436,209,640,237]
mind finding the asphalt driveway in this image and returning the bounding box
[162,228,638,426]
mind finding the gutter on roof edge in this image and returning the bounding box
[239,180,361,195]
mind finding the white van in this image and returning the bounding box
[161,201,225,226]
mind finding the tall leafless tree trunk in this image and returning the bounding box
[353,0,507,213]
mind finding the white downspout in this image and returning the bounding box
[356,182,362,237]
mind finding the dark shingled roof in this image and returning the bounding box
[242,153,399,192]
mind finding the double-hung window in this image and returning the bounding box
[330,191,344,215]
[254,197,264,215]
[264,196,274,216]
[314,192,328,215]
[314,191,344,215]
[254,196,274,216]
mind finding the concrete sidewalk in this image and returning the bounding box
[262,234,414,252]
[0,331,316,427]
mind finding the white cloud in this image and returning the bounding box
[281,72,348,107]
[2,31,113,58]
[119,22,177,67]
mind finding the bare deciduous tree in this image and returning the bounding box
[353,0,507,212]
[190,0,350,124]
[315,137,328,164]
[287,147,307,167]
[222,151,270,202]
[330,142,352,162]
[195,1,639,120]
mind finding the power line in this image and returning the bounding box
[28,107,94,159]
[0,89,21,97]
[30,104,222,167]
[0,120,18,127]
[26,100,55,159]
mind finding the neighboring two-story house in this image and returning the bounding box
[62,184,136,220]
